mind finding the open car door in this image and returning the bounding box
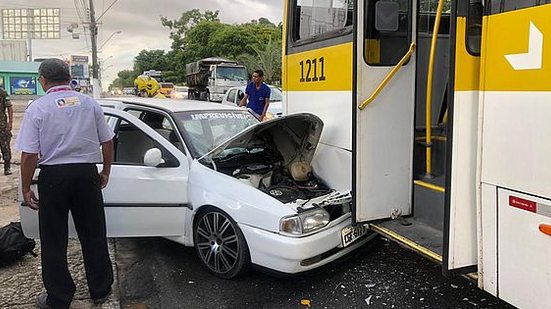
[20,108,189,238]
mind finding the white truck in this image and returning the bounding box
[185,57,248,102]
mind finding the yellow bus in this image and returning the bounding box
[282,1,551,308]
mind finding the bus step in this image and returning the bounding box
[414,175,446,231]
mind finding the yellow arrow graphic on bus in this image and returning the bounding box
[504,21,543,70]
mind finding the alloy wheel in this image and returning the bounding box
[195,210,241,276]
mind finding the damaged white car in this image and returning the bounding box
[20,97,375,278]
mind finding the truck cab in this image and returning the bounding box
[186,57,248,102]
[207,64,248,102]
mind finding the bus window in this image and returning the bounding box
[418,0,451,35]
[364,0,412,66]
[487,0,551,14]
[466,0,483,55]
[293,0,353,42]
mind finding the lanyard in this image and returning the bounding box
[46,86,72,94]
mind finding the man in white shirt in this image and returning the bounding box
[17,59,114,309]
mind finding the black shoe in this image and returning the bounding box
[4,168,11,175]
[36,292,52,309]
[92,288,112,305]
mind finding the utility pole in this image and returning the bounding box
[89,0,100,98]
[26,9,33,61]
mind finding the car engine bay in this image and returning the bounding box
[199,113,352,220]
[211,149,350,220]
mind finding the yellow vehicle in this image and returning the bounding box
[282,1,551,308]
[133,75,165,98]
[159,82,175,98]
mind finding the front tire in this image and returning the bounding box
[193,207,250,278]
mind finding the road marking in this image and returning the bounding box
[505,21,543,70]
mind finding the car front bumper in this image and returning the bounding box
[239,217,376,274]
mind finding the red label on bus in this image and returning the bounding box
[509,196,537,213]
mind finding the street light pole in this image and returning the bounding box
[26,9,33,61]
[99,30,121,50]
[89,0,100,98]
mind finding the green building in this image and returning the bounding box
[0,61,45,97]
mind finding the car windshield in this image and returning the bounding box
[161,83,174,88]
[216,67,248,81]
[174,110,259,158]
[269,87,283,102]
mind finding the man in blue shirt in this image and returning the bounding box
[239,70,270,120]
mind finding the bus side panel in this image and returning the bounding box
[287,90,353,190]
[448,91,478,269]
[479,5,551,307]
[312,142,352,191]
[284,43,353,148]
[284,43,354,191]
[479,183,497,296]
[497,189,551,308]
[481,93,551,198]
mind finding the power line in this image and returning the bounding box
[96,0,118,21]
[74,0,88,25]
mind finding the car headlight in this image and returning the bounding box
[280,208,330,235]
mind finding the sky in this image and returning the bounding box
[0,0,283,88]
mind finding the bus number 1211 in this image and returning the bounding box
[299,57,326,83]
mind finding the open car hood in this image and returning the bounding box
[199,113,324,166]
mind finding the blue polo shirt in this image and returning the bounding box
[245,82,271,116]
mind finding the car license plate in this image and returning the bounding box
[341,224,369,247]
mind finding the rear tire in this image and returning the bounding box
[193,207,250,279]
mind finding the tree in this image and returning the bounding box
[206,25,257,59]
[161,11,283,82]
[133,49,170,74]
[161,9,220,50]
[183,20,227,60]
[237,39,281,85]
[109,10,284,87]
[109,69,138,90]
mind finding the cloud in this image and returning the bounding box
[2,0,283,87]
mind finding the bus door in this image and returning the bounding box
[354,0,416,222]
[355,0,481,269]
[443,0,482,273]
[478,2,551,307]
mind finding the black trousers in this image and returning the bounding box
[38,164,113,308]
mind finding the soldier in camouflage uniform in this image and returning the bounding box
[0,86,13,175]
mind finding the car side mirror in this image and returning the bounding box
[144,148,165,167]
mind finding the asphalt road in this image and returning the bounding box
[114,236,514,309]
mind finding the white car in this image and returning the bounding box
[222,85,283,119]
[20,97,374,278]
[171,86,189,100]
